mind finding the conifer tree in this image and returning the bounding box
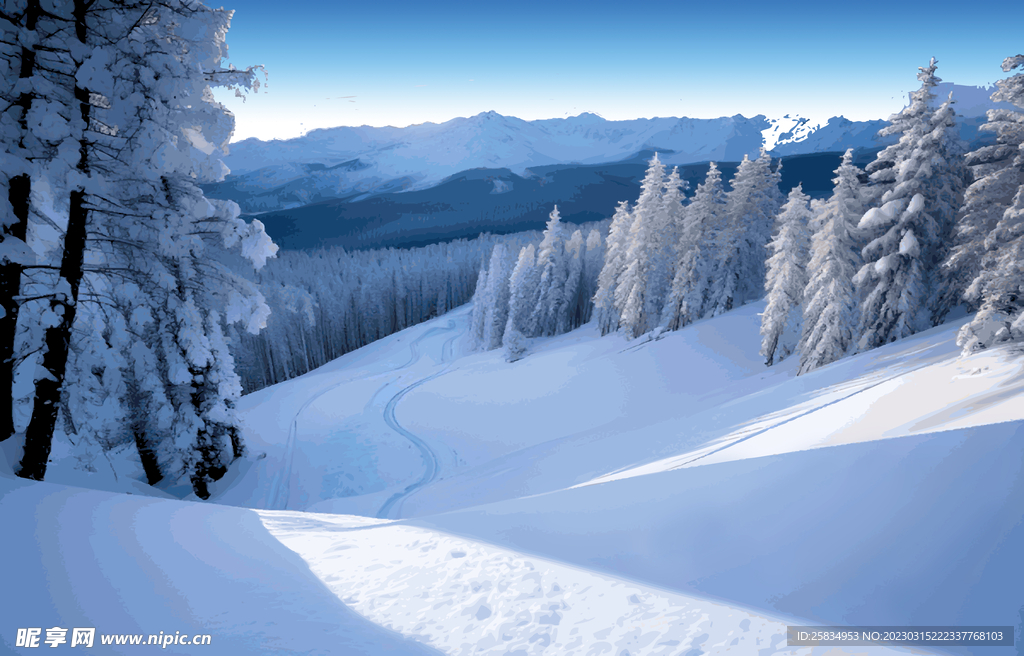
[958,54,1024,353]
[943,54,1024,323]
[580,229,604,325]
[709,151,780,315]
[593,201,634,335]
[468,267,490,350]
[561,230,585,333]
[662,162,728,330]
[856,59,968,349]
[11,0,274,487]
[0,0,43,442]
[531,206,569,336]
[615,154,668,338]
[798,150,866,373]
[761,185,812,366]
[18,0,99,480]
[865,58,942,204]
[651,166,688,314]
[482,243,513,350]
[504,244,539,361]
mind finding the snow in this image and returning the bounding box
[899,229,920,256]
[859,199,904,230]
[907,193,925,215]
[0,477,438,655]
[760,113,827,151]
[4,296,1024,655]
[264,511,922,656]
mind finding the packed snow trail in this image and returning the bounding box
[265,378,341,510]
[397,319,458,370]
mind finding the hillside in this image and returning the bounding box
[5,297,1019,654]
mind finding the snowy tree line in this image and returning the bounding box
[758,56,1024,373]
[232,231,547,391]
[466,207,606,360]
[591,148,785,340]
[0,0,275,497]
[487,56,1024,376]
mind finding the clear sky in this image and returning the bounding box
[213,0,1019,142]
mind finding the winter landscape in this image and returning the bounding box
[2,1,1024,655]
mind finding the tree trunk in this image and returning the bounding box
[1,177,29,443]
[18,187,88,480]
[125,370,163,485]
[17,1,90,480]
[132,427,163,485]
[1,0,39,442]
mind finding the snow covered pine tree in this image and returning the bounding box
[616,153,669,338]
[5,0,275,496]
[0,0,43,443]
[797,149,866,374]
[504,244,539,362]
[661,162,728,330]
[593,201,634,335]
[856,58,967,350]
[761,185,812,366]
[957,54,1024,352]
[708,149,782,316]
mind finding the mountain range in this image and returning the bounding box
[203,83,1013,250]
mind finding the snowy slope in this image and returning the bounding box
[3,300,1023,655]
[233,301,1023,654]
[0,471,944,656]
[0,477,439,655]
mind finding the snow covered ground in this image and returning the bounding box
[3,300,1023,654]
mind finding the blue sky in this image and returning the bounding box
[214,0,1018,142]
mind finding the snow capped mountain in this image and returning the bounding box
[769,115,890,157]
[213,113,772,212]
[209,83,1009,215]
[225,112,770,179]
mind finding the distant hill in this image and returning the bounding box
[213,82,1009,252]
[253,150,885,252]
[204,83,1010,219]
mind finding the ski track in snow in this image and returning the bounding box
[581,351,946,488]
[378,320,461,519]
[267,319,458,511]
[670,358,938,469]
